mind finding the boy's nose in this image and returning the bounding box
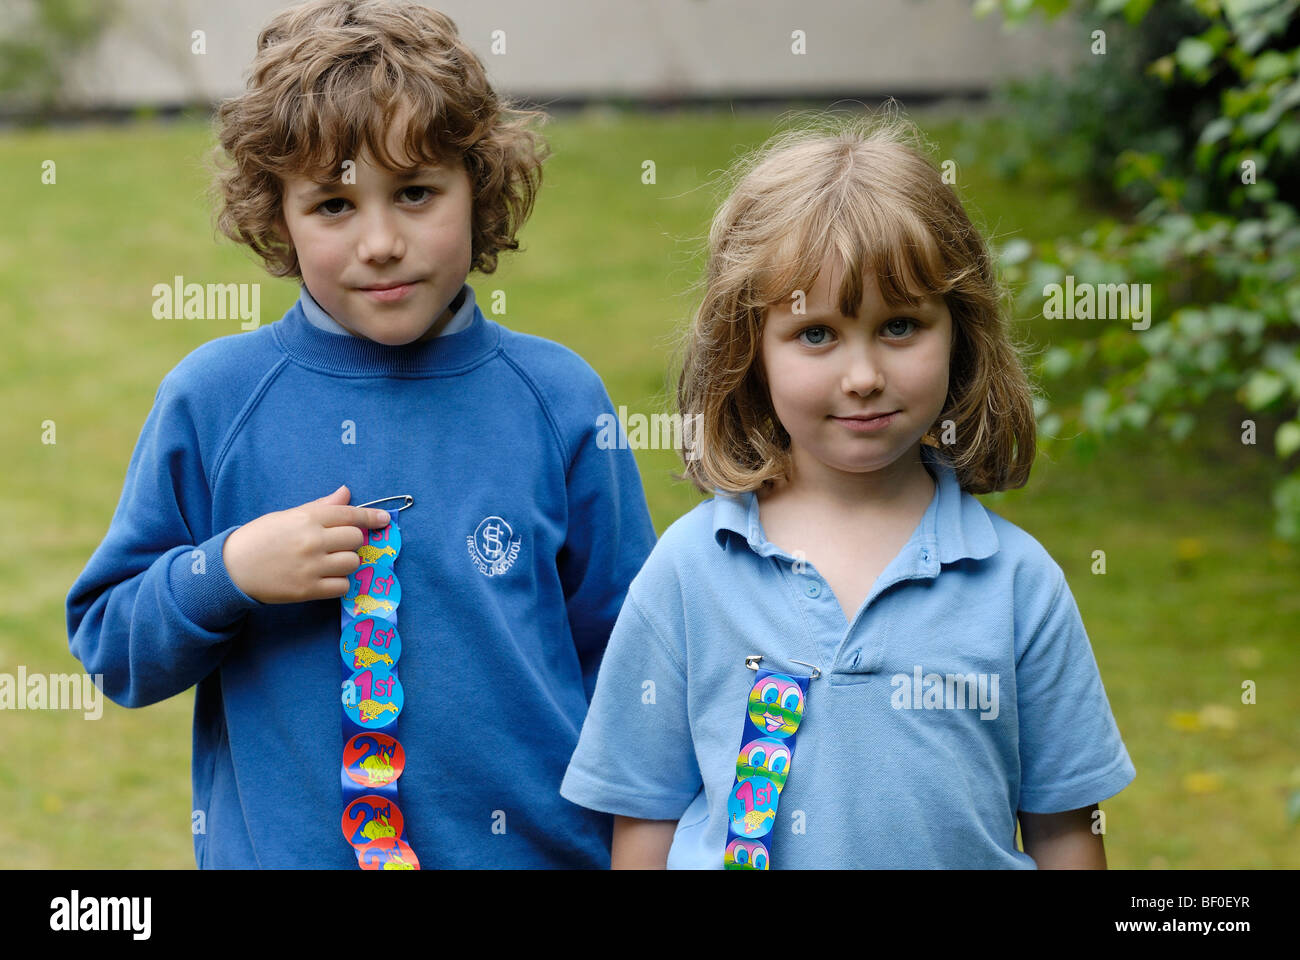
[356,211,406,264]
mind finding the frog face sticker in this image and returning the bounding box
[736,737,793,792]
[746,674,805,738]
[725,837,770,870]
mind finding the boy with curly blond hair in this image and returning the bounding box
[67,0,655,868]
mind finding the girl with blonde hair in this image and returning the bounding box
[562,108,1135,869]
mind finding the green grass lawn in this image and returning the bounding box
[1,104,1296,868]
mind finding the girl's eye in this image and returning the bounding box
[797,325,833,346]
[885,318,918,337]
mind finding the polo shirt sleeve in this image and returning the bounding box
[561,587,702,820]
[1014,571,1136,814]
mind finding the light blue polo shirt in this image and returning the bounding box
[561,442,1136,868]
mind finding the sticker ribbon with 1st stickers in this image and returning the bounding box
[340,504,420,869]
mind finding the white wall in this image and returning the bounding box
[56,0,1085,107]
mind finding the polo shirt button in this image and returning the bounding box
[805,582,821,598]
[921,549,930,562]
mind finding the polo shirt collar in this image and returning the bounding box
[711,443,999,568]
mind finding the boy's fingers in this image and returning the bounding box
[306,484,350,506]
[322,525,368,554]
[317,505,391,528]
[317,577,351,599]
[320,549,363,579]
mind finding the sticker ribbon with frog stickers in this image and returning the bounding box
[339,496,420,870]
[723,665,812,870]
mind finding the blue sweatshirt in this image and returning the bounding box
[66,287,658,868]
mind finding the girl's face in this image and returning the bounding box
[759,256,954,489]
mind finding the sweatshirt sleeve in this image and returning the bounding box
[66,370,264,708]
[556,376,657,704]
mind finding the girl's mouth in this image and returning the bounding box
[832,412,896,432]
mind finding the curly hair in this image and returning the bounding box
[673,105,1041,496]
[208,0,549,279]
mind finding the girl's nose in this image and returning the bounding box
[841,346,885,396]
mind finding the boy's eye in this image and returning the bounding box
[312,186,435,217]
[316,197,350,216]
[399,185,436,203]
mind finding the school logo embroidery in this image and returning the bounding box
[467,515,521,576]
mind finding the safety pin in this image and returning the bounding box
[745,655,821,680]
[356,495,414,512]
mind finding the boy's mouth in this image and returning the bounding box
[357,280,421,303]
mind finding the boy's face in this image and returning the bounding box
[279,145,474,346]
[759,254,954,493]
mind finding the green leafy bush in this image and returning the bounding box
[978,0,1300,539]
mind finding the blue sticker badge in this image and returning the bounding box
[357,520,401,566]
[344,563,402,619]
[340,616,402,671]
[344,664,404,728]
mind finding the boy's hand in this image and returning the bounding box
[222,485,392,604]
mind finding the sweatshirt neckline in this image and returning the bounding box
[272,296,500,377]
